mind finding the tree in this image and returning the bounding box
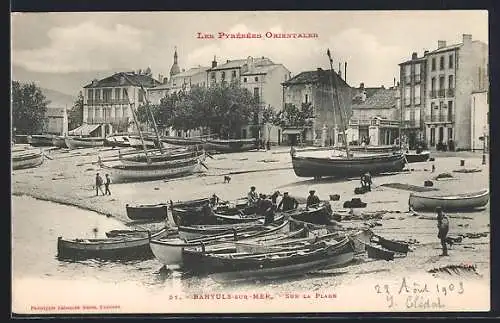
[68,91,84,131]
[11,81,50,135]
[275,102,314,128]
[261,105,279,139]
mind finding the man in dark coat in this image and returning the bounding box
[306,190,321,209]
[436,206,450,256]
[95,173,104,196]
[361,171,372,191]
[277,192,299,212]
[259,195,275,224]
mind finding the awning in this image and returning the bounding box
[68,124,101,136]
[282,129,302,135]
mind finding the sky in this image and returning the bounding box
[11,11,488,92]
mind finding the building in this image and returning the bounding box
[398,52,426,148]
[282,68,354,146]
[400,34,488,150]
[470,90,489,151]
[44,107,68,135]
[81,71,161,136]
[348,84,400,146]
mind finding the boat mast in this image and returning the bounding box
[327,49,350,159]
[137,82,164,155]
[123,87,151,164]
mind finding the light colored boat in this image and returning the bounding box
[409,189,489,211]
[65,136,105,150]
[149,219,290,267]
[52,136,67,148]
[12,149,44,170]
[118,150,203,167]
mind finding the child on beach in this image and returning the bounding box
[95,173,104,196]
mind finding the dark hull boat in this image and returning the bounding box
[204,138,258,153]
[207,236,355,283]
[162,136,206,146]
[125,203,168,221]
[405,150,431,163]
[170,197,213,226]
[65,137,105,149]
[52,136,68,148]
[291,152,406,178]
[289,203,333,225]
[12,149,45,170]
[119,149,204,166]
[341,145,399,154]
[27,134,55,147]
[57,227,169,260]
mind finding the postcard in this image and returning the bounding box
[11,10,490,315]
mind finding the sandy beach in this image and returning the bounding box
[11,146,491,312]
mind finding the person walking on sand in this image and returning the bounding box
[436,206,449,256]
[104,174,112,195]
[95,173,104,196]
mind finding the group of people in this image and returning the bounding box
[95,173,112,196]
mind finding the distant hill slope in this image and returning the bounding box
[39,87,75,108]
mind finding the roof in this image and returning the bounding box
[83,72,161,88]
[149,83,171,91]
[171,66,210,78]
[426,43,462,55]
[209,57,274,71]
[282,69,350,88]
[68,124,100,136]
[241,64,281,76]
[352,88,398,110]
[399,57,426,65]
[45,107,65,118]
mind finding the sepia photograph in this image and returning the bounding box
[11,10,490,314]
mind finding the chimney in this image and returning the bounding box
[226,60,230,63]
[463,34,472,46]
[360,82,365,90]
[381,85,385,89]
[163,77,168,84]
[424,50,429,56]
[411,52,418,60]
[438,40,447,49]
[211,55,217,68]
[393,77,396,87]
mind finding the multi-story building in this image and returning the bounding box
[348,83,401,146]
[420,34,487,150]
[282,68,354,146]
[81,71,161,136]
[44,107,68,135]
[470,90,489,151]
[398,52,426,148]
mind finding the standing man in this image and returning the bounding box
[361,171,372,191]
[104,174,112,195]
[95,173,104,196]
[247,186,259,210]
[258,195,275,224]
[436,206,449,256]
[278,192,299,212]
[306,190,321,209]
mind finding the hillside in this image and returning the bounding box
[39,87,75,108]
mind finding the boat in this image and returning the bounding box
[292,152,406,178]
[118,149,204,166]
[65,136,105,149]
[408,189,489,211]
[170,197,214,226]
[12,149,44,170]
[372,235,409,254]
[405,150,431,163]
[97,156,204,182]
[365,243,395,261]
[57,227,170,260]
[204,138,258,153]
[52,136,68,148]
[213,212,264,224]
[341,145,400,154]
[149,219,290,266]
[207,235,355,283]
[161,136,206,146]
[14,134,29,144]
[125,203,169,221]
[128,136,162,149]
[289,202,334,225]
[104,135,131,148]
[177,215,286,240]
[27,134,55,147]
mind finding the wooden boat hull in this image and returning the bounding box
[57,228,169,260]
[289,204,332,225]
[52,136,68,148]
[365,243,394,261]
[409,189,489,211]
[104,136,131,148]
[204,139,258,153]
[291,153,406,178]
[405,151,430,163]
[126,204,168,221]
[208,237,355,283]
[150,220,290,266]
[350,228,374,253]
[27,135,54,147]
[214,213,264,224]
[341,145,399,153]
[12,150,44,170]
[162,137,205,146]
[65,137,104,149]
[119,150,203,166]
[98,158,201,182]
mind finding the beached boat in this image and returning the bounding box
[149,219,290,266]
[213,212,264,224]
[57,227,170,260]
[341,145,400,154]
[125,203,169,221]
[291,152,406,178]
[65,136,105,150]
[52,136,68,148]
[119,149,204,166]
[104,135,131,148]
[14,134,29,144]
[204,138,258,153]
[12,149,44,170]
[372,235,409,254]
[408,189,489,211]
[365,243,395,261]
[128,136,162,149]
[170,198,214,226]
[289,203,334,225]
[177,215,286,240]
[405,150,431,163]
[27,134,55,147]
[98,156,203,182]
[161,136,206,146]
[207,235,354,283]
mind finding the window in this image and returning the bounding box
[138,89,144,103]
[414,84,421,105]
[211,72,215,79]
[415,64,421,82]
[405,109,411,121]
[448,101,453,121]
[243,77,247,83]
[221,71,226,80]
[115,88,121,100]
[87,89,93,102]
[95,89,101,101]
[253,87,259,101]
[103,89,112,103]
[440,56,445,70]
[439,76,445,90]
[431,77,436,91]
[449,54,454,69]
[404,87,411,106]
[415,108,421,123]
[448,75,454,89]
[448,128,453,140]
[122,88,127,100]
[232,70,237,78]
[305,94,309,103]
[431,58,436,71]
[430,128,436,146]
[255,77,259,82]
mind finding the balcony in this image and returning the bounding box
[404,75,411,85]
[438,89,446,98]
[447,88,455,97]
[414,74,421,83]
[402,119,420,128]
[424,113,455,123]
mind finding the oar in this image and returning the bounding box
[200,161,209,170]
